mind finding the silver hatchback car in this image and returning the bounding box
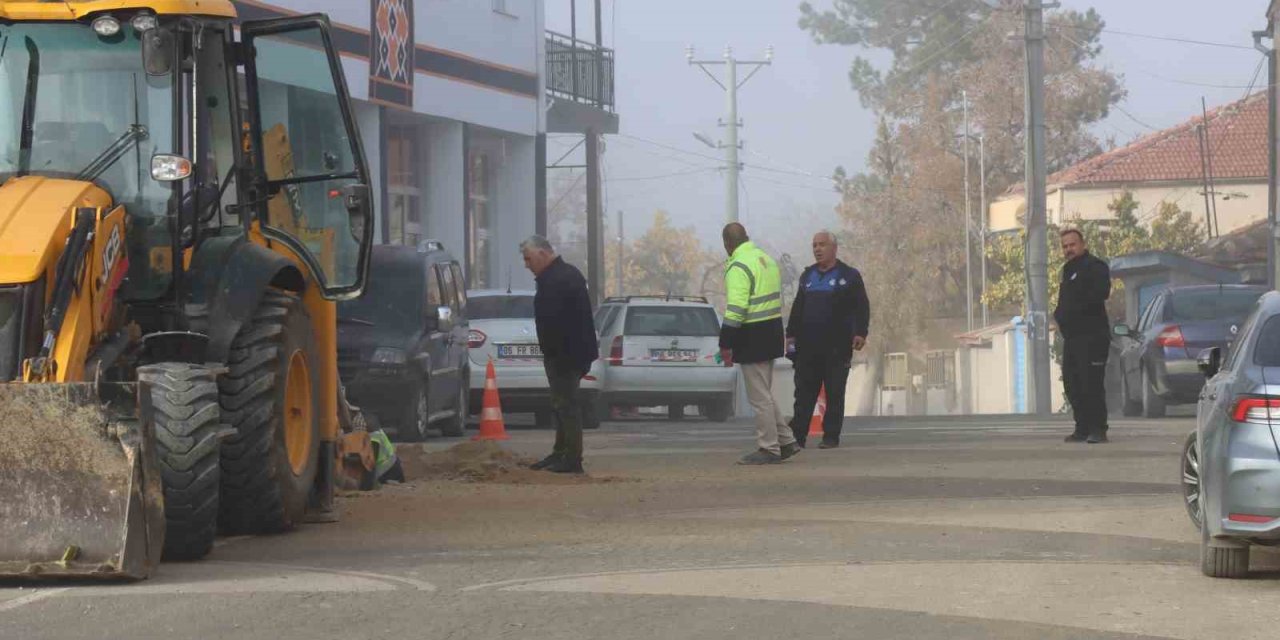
[1184,290,1280,578]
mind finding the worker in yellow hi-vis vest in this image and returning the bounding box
[719,223,800,465]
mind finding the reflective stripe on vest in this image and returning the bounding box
[723,241,782,327]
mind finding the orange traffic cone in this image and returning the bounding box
[808,385,827,438]
[473,358,509,441]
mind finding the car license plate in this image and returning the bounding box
[498,344,542,358]
[650,349,699,363]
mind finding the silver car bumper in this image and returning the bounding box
[1202,425,1280,540]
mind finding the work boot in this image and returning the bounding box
[547,457,584,474]
[530,453,561,470]
[1087,433,1109,444]
[818,440,839,449]
[780,443,801,460]
[737,449,783,465]
[1064,433,1088,443]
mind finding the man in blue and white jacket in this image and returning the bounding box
[786,231,870,449]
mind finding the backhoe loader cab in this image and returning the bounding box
[0,1,374,579]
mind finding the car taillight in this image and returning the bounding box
[467,329,487,349]
[608,336,624,366]
[1156,325,1186,348]
[1230,396,1280,423]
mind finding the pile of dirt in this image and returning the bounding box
[0,386,127,479]
[396,441,627,485]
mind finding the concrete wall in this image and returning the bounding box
[957,327,1066,415]
[262,0,543,137]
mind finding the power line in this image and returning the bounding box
[1113,104,1162,132]
[616,133,725,164]
[606,167,720,183]
[547,173,586,215]
[609,136,721,169]
[893,14,993,81]
[1046,21,1257,51]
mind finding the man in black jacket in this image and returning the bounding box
[787,231,870,449]
[523,236,598,473]
[1054,229,1112,444]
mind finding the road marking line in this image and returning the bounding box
[207,561,438,592]
[0,588,67,613]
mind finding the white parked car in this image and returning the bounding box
[465,290,602,429]
[595,296,738,421]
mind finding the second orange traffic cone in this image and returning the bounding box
[808,385,827,438]
[473,358,509,441]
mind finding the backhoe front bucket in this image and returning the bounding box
[0,382,165,580]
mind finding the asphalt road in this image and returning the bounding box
[5,413,1279,640]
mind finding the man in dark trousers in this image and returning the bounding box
[787,231,870,449]
[522,236,598,473]
[1054,228,1112,444]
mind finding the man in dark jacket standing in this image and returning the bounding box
[1054,229,1112,444]
[787,231,870,449]
[522,236,598,473]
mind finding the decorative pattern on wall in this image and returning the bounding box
[370,0,415,108]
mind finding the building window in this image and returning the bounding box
[468,152,491,288]
[387,124,423,246]
[492,0,511,15]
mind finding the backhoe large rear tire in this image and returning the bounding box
[218,290,321,535]
[138,363,222,561]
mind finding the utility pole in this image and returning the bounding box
[962,91,974,332]
[616,209,624,296]
[979,133,989,328]
[688,45,773,224]
[1256,27,1277,290]
[1023,0,1056,416]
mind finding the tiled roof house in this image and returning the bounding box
[988,92,1268,235]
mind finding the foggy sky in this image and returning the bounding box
[544,0,1267,265]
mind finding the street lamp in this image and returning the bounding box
[693,132,719,149]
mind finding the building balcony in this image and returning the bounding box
[545,30,618,134]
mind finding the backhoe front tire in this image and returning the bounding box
[139,363,222,561]
[218,291,321,535]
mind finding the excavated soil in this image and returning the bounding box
[0,386,127,479]
[395,441,628,485]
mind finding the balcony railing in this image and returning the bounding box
[546,30,615,111]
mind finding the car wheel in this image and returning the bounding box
[702,399,732,423]
[399,385,429,442]
[1142,367,1166,418]
[1181,431,1203,530]
[581,391,602,430]
[439,375,467,438]
[1120,372,1142,417]
[1201,518,1249,578]
[535,409,555,429]
[668,404,685,421]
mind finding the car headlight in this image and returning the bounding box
[371,347,407,365]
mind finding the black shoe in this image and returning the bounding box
[818,441,839,449]
[738,449,783,465]
[1087,433,1109,444]
[780,443,801,460]
[1064,433,1088,443]
[547,458,585,474]
[530,453,561,470]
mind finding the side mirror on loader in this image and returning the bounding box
[343,184,371,243]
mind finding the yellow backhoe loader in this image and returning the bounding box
[0,1,376,579]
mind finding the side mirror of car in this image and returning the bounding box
[1198,347,1222,379]
[1112,323,1132,339]
[436,305,454,333]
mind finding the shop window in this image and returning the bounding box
[468,152,491,288]
[387,124,423,246]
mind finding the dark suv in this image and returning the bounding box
[338,242,470,440]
